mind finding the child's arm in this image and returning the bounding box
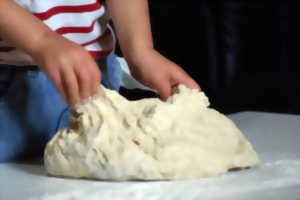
[0,0,100,106]
[106,0,200,100]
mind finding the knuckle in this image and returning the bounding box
[78,71,90,84]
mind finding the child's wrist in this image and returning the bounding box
[123,46,155,67]
[27,30,57,59]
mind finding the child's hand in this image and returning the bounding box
[31,33,101,107]
[127,49,200,100]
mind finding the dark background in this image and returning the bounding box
[145,0,300,114]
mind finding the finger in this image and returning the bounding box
[75,66,91,101]
[156,79,172,101]
[89,61,101,96]
[51,72,67,101]
[182,77,201,90]
[61,68,80,107]
[45,69,68,101]
[172,72,201,90]
[171,65,201,90]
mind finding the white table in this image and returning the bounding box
[1,112,300,200]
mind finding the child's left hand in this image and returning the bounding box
[127,48,200,100]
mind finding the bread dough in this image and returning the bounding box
[44,85,260,180]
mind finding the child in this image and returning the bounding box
[0,0,199,162]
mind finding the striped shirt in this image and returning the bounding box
[0,0,114,66]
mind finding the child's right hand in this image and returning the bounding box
[0,0,100,106]
[31,33,101,107]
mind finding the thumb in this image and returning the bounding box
[155,80,172,101]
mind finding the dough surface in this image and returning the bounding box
[44,85,260,180]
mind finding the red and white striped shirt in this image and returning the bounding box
[0,0,114,65]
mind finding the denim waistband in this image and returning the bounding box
[0,65,39,72]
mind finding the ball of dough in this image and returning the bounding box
[44,85,260,180]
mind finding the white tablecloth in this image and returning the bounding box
[0,112,299,200]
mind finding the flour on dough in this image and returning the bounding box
[44,85,260,180]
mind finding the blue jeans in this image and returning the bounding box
[0,53,122,162]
